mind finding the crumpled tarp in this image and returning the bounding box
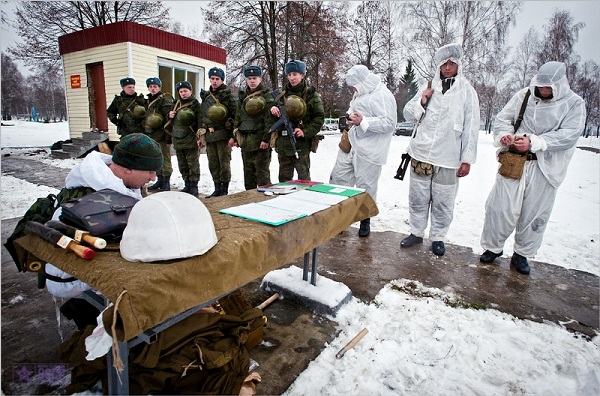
[16,189,378,342]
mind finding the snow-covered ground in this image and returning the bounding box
[1,120,599,395]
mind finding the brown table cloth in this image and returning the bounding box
[16,189,378,342]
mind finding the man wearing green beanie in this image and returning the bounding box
[43,133,163,330]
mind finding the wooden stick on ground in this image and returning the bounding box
[256,293,280,310]
[335,328,369,359]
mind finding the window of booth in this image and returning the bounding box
[158,59,204,100]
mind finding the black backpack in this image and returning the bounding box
[4,186,94,272]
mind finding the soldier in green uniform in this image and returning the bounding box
[107,77,146,137]
[270,60,325,182]
[165,81,202,196]
[200,67,238,197]
[233,65,274,190]
[144,77,174,191]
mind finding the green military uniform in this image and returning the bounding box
[166,97,202,187]
[273,80,325,182]
[234,83,274,190]
[144,92,173,181]
[107,91,146,137]
[200,84,237,192]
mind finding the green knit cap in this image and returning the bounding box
[112,134,163,171]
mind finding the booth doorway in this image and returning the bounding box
[86,62,108,131]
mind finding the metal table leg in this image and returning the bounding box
[302,247,318,286]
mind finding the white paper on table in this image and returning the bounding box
[262,195,332,216]
[288,189,348,206]
[219,202,306,226]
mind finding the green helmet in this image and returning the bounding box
[245,96,266,117]
[146,113,164,129]
[284,95,306,121]
[176,108,195,126]
[132,105,146,119]
[206,103,228,122]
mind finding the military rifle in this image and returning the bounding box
[269,90,299,159]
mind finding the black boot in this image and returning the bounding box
[401,234,423,248]
[148,175,163,191]
[358,218,370,237]
[162,176,171,191]
[510,253,530,275]
[182,180,191,193]
[188,182,199,196]
[221,182,229,196]
[206,182,222,198]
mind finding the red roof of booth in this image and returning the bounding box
[58,21,226,64]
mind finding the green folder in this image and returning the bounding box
[307,183,365,197]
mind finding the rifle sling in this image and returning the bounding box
[513,90,531,132]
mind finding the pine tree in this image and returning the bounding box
[396,59,419,120]
[400,59,419,100]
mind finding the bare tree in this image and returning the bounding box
[508,27,540,90]
[346,1,390,71]
[572,60,600,136]
[202,1,346,115]
[8,1,170,74]
[400,1,520,78]
[1,52,25,119]
[535,9,585,80]
[474,46,512,133]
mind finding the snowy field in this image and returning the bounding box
[1,120,599,395]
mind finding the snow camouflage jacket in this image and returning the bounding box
[272,80,325,157]
[200,84,238,143]
[404,43,480,169]
[143,92,173,143]
[107,91,146,136]
[45,151,144,299]
[345,65,397,165]
[493,61,586,188]
[234,83,274,152]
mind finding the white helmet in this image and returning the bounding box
[120,192,218,262]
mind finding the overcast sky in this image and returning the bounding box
[1,1,598,76]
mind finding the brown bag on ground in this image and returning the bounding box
[339,129,351,153]
[498,151,527,179]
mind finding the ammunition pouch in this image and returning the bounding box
[311,135,324,153]
[269,131,278,148]
[197,128,207,146]
[498,151,527,180]
[338,129,351,153]
[411,159,433,176]
[233,129,245,147]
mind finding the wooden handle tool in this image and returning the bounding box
[335,328,369,359]
[25,221,95,260]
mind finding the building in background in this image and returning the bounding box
[58,21,225,143]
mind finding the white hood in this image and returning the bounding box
[403,43,480,168]
[493,61,586,187]
[345,65,397,165]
